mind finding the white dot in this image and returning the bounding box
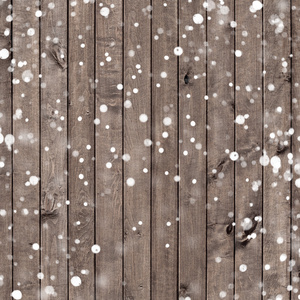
[27,28,35,36]
[163,117,172,126]
[165,243,170,248]
[296,178,300,188]
[268,83,275,91]
[139,114,148,123]
[117,84,123,90]
[230,152,239,161]
[160,71,167,78]
[0,48,9,59]
[260,154,270,167]
[45,286,55,295]
[280,253,287,262]
[270,156,281,169]
[122,154,131,162]
[174,175,180,182]
[162,132,168,138]
[106,162,112,169]
[230,21,237,28]
[29,176,39,186]
[91,244,101,254]
[239,264,247,272]
[215,257,222,263]
[235,50,242,57]
[166,221,171,226]
[174,47,183,56]
[193,13,204,24]
[71,276,82,287]
[11,290,22,300]
[100,104,108,113]
[265,264,270,270]
[35,10,42,17]
[32,243,39,250]
[252,0,263,10]
[235,115,245,125]
[124,100,132,108]
[277,237,283,244]
[100,7,110,17]
[126,178,135,187]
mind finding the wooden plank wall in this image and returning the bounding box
[0,0,299,299]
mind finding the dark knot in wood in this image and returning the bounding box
[184,74,189,84]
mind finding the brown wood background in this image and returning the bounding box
[0,0,299,299]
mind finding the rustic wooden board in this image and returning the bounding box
[40,0,68,298]
[123,0,151,299]
[263,0,291,298]
[151,0,178,298]
[206,1,235,299]
[95,0,123,298]
[68,1,95,299]
[234,2,263,299]
[12,1,40,299]
[292,2,300,299]
[1,1,299,299]
[178,1,206,299]
[0,1,12,298]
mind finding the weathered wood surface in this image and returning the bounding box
[0,1,299,299]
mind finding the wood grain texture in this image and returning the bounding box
[12,1,40,299]
[0,1,12,298]
[0,1,299,299]
[68,1,95,299]
[95,0,123,298]
[234,2,263,299]
[123,0,151,299]
[151,1,178,298]
[206,1,235,299]
[40,0,68,298]
[263,0,291,298]
[292,2,300,299]
[178,1,206,299]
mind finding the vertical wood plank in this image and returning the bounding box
[68,0,95,298]
[151,0,178,298]
[123,0,151,299]
[234,2,263,299]
[12,0,40,298]
[178,1,206,299]
[95,0,123,298]
[40,0,68,298]
[292,2,300,299]
[263,0,291,298]
[0,0,12,297]
[206,2,235,299]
